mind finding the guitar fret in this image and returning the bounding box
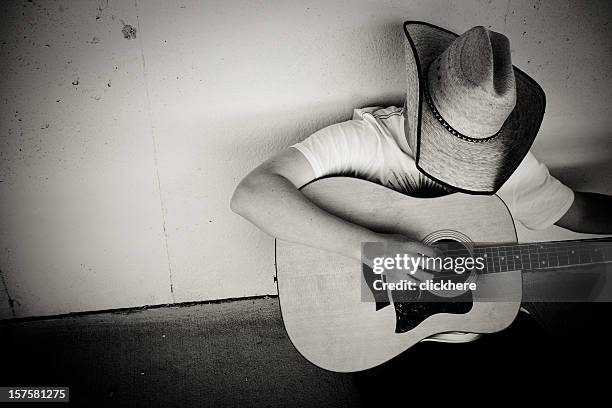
[511,249,519,271]
[551,247,559,267]
[494,247,501,272]
[528,245,535,270]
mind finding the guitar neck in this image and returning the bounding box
[474,238,611,273]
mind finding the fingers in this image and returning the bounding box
[412,268,434,282]
[404,250,443,274]
[393,241,444,273]
[404,241,442,260]
[419,256,442,274]
[364,236,446,280]
[378,251,441,277]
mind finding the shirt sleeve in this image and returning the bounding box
[498,151,575,230]
[290,118,383,180]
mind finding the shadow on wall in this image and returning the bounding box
[207,16,408,170]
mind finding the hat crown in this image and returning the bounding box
[427,26,516,139]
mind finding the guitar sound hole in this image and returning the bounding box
[434,239,473,283]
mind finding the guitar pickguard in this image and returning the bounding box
[363,264,473,333]
[391,292,473,333]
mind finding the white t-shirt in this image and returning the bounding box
[292,106,574,230]
[291,106,575,344]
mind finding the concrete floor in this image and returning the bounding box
[1,297,610,407]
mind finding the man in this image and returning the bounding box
[231,22,612,341]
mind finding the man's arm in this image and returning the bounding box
[555,191,612,234]
[230,148,436,264]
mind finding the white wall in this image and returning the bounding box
[1,0,610,319]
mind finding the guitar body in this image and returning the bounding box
[275,177,522,372]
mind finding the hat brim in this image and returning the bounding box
[403,21,546,194]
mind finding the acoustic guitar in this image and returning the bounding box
[275,177,610,372]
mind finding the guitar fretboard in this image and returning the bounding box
[469,238,611,273]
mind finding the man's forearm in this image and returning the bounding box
[230,172,379,260]
[556,191,612,234]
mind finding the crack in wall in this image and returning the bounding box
[0,267,17,317]
[134,0,176,303]
[504,0,512,30]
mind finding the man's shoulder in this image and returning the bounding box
[351,106,404,121]
[293,105,407,167]
[312,105,403,140]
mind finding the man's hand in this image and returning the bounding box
[363,233,443,286]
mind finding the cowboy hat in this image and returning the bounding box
[403,21,546,194]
